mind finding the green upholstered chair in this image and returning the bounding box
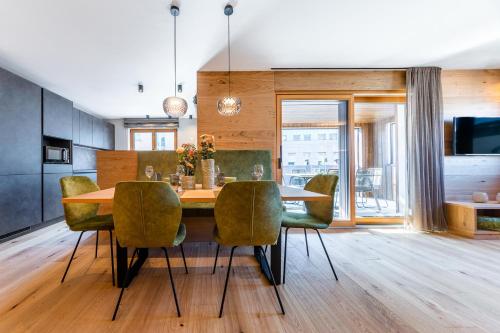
[282,174,339,283]
[111,181,187,320]
[212,181,285,317]
[60,176,115,285]
[477,216,500,231]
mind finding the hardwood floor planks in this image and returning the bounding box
[1,224,500,332]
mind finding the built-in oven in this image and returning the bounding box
[44,146,70,164]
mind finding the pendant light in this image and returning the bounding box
[163,5,188,117]
[217,4,241,116]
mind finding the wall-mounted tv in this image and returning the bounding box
[453,117,500,155]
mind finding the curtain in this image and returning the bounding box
[405,67,447,231]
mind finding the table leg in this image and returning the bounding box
[116,241,149,288]
[255,229,282,285]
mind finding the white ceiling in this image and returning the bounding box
[1,0,499,119]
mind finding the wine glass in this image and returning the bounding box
[145,165,154,180]
[215,165,221,176]
[253,164,264,181]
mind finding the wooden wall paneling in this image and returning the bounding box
[442,70,500,200]
[274,71,406,92]
[96,151,138,214]
[197,71,277,174]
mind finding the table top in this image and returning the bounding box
[61,184,331,204]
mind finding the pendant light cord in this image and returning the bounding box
[174,15,177,97]
[227,13,231,97]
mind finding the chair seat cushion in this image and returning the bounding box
[173,223,187,246]
[477,216,500,231]
[69,214,114,231]
[282,212,329,229]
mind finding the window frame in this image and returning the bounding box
[130,128,178,151]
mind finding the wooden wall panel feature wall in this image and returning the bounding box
[96,151,138,214]
[274,71,406,92]
[197,71,277,171]
[442,70,500,200]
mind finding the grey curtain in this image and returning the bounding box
[406,67,447,231]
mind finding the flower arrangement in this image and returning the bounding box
[176,143,198,176]
[200,134,216,160]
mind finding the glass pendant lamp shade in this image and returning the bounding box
[163,96,188,117]
[216,4,241,116]
[163,5,187,118]
[217,96,241,116]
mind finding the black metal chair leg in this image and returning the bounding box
[315,229,339,281]
[264,245,268,254]
[179,243,188,274]
[112,249,137,321]
[61,231,85,283]
[212,244,220,275]
[95,231,99,258]
[219,246,236,318]
[109,230,115,286]
[259,246,285,315]
[283,227,289,284]
[162,247,181,317]
[304,228,309,257]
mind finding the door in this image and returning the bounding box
[277,95,354,226]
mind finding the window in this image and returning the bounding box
[292,134,301,141]
[283,135,287,141]
[303,134,311,141]
[355,127,363,169]
[317,133,327,140]
[303,152,311,158]
[130,129,177,151]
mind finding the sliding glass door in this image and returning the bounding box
[278,95,352,223]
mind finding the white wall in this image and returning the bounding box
[108,118,198,151]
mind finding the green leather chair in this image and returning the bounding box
[60,176,115,285]
[212,181,285,317]
[282,174,339,283]
[111,181,187,320]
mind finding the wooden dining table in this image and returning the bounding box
[62,184,330,287]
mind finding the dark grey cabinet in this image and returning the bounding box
[43,172,71,222]
[0,174,42,235]
[0,67,42,175]
[79,111,93,146]
[104,122,115,150]
[92,116,104,149]
[72,108,80,144]
[43,89,73,140]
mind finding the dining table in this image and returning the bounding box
[62,184,331,287]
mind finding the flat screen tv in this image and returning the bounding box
[453,117,500,155]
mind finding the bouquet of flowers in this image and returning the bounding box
[176,143,198,176]
[200,134,216,160]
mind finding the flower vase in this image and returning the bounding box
[201,159,215,189]
[181,175,196,190]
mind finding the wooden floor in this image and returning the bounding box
[1,224,500,333]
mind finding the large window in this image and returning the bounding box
[130,129,177,151]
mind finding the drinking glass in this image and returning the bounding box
[215,165,221,176]
[145,165,154,180]
[253,164,264,181]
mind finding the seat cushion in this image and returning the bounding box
[282,211,330,229]
[69,214,114,231]
[173,223,187,246]
[477,216,500,231]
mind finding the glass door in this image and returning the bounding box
[353,100,406,223]
[278,96,351,223]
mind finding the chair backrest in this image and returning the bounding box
[355,168,374,188]
[113,181,182,248]
[60,176,100,229]
[369,167,383,187]
[214,181,283,246]
[304,174,339,224]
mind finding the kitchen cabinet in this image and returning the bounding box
[43,172,72,222]
[0,174,42,235]
[92,116,104,149]
[0,67,42,175]
[103,122,115,150]
[79,111,93,146]
[43,89,73,140]
[72,108,80,144]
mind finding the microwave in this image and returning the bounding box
[44,146,70,164]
